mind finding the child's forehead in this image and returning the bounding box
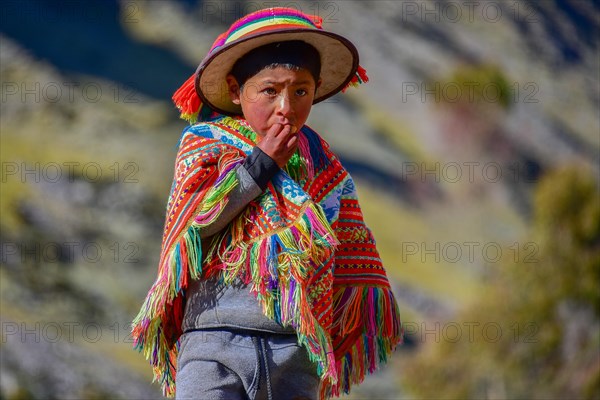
[246,66,316,83]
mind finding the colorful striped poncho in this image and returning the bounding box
[131,116,402,398]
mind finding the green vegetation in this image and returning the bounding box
[433,64,513,110]
[402,166,600,399]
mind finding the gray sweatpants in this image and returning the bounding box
[176,329,320,400]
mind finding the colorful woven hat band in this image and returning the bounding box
[172,7,368,123]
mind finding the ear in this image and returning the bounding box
[314,78,322,94]
[226,74,241,105]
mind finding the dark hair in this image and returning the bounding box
[229,40,321,86]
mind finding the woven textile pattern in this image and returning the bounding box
[131,116,402,398]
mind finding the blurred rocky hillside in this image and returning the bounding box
[1,1,598,399]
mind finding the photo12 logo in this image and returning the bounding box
[401,81,539,104]
[399,1,538,24]
[1,162,139,184]
[1,241,140,265]
[1,81,139,104]
[1,321,134,345]
[401,241,539,264]
[402,320,540,343]
[400,161,540,184]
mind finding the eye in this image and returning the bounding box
[296,88,308,96]
[262,87,277,96]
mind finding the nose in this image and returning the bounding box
[275,92,293,118]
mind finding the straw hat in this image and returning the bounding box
[173,7,368,122]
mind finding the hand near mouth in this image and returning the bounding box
[256,123,299,168]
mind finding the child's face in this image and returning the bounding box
[227,66,320,137]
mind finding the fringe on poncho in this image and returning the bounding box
[131,116,402,398]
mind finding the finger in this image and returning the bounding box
[267,127,280,140]
[286,135,298,150]
[278,125,297,142]
[277,124,292,138]
[267,123,284,138]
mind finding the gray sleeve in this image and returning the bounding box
[198,147,279,238]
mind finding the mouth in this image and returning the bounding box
[274,122,297,133]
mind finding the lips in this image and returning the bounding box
[273,121,297,133]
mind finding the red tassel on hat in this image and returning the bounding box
[342,65,369,93]
[356,65,369,83]
[172,74,201,123]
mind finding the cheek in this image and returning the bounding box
[242,99,275,133]
[250,101,273,123]
[295,98,313,123]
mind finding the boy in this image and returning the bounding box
[132,7,402,400]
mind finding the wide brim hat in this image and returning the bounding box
[173,7,368,123]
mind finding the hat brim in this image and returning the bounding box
[195,29,359,115]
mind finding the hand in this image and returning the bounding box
[256,124,298,168]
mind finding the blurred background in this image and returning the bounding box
[1,0,598,399]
